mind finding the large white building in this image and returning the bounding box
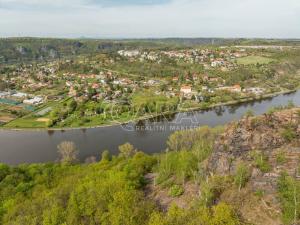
[23,96,44,105]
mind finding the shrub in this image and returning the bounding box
[155,150,198,185]
[278,173,300,224]
[250,150,271,173]
[281,127,296,142]
[168,185,184,197]
[276,151,287,165]
[254,189,265,199]
[234,163,250,191]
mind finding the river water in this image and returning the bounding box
[1,90,300,165]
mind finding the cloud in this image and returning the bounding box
[0,0,299,38]
[0,0,172,10]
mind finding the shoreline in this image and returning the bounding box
[0,89,297,132]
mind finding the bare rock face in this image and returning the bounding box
[206,108,300,225]
[208,108,300,192]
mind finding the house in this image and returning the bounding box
[12,92,27,98]
[23,96,44,105]
[244,87,265,95]
[118,50,140,57]
[172,77,179,82]
[91,83,100,89]
[0,91,10,98]
[68,86,77,97]
[231,84,242,92]
[180,86,192,95]
[148,80,160,86]
[208,77,219,82]
[217,84,242,93]
[202,75,209,81]
[192,74,199,81]
[120,78,133,86]
[65,81,72,87]
[202,86,215,93]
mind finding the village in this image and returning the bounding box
[0,45,295,128]
[118,46,249,70]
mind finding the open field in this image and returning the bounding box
[0,115,15,123]
[235,56,275,65]
[4,118,47,128]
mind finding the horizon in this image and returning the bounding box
[1,36,300,40]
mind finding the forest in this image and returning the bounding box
[0,126,241,225]
[1,118,300,225]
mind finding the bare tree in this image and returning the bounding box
[57,141,79,164]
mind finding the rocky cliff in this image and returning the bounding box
[207,108,300,224]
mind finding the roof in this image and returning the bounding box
[181,86,192,89]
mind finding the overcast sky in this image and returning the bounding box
[0,0,299,38]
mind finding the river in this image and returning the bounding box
[1,90,300,165]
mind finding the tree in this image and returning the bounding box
[106,190,154,225]
[118,143,136,159]
[0,81,7,91]
[57,141,78,164]
[278,174,300,224]
[0,163,10,182]
[68,99,77,112]
[212,202,240,225]
[101,150,111,162]
[148,212,166,225]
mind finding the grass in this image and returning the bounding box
[235,56,275,65]
[4,117,47,128]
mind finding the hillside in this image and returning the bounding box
[1,38,299,64]
[0,38,169,64]
[0,108,300,224]
[208,108,300,225]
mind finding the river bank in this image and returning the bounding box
[0,89,297,131]
[1,88,300,164]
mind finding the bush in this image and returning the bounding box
[155,150,198,185]
[281,126,296,142]
[234,163,250,191]
[0,163,10,182]
[168,185,184,197]
[278,173,300,224]
[250,150,271,173]
[276,151,287,165]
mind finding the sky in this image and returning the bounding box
[0,0,299,38]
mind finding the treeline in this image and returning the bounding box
[1,37,299,65]
[0,38,168,64]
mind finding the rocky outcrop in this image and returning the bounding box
[206,108,300,225]
[208,108,300,191]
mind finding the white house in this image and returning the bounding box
[0,92,10,98]
[12,92,27,98]
[244,87,265,95]
[23,96,44,105]
[180,86,192,95]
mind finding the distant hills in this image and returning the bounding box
[0,37,299,64]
